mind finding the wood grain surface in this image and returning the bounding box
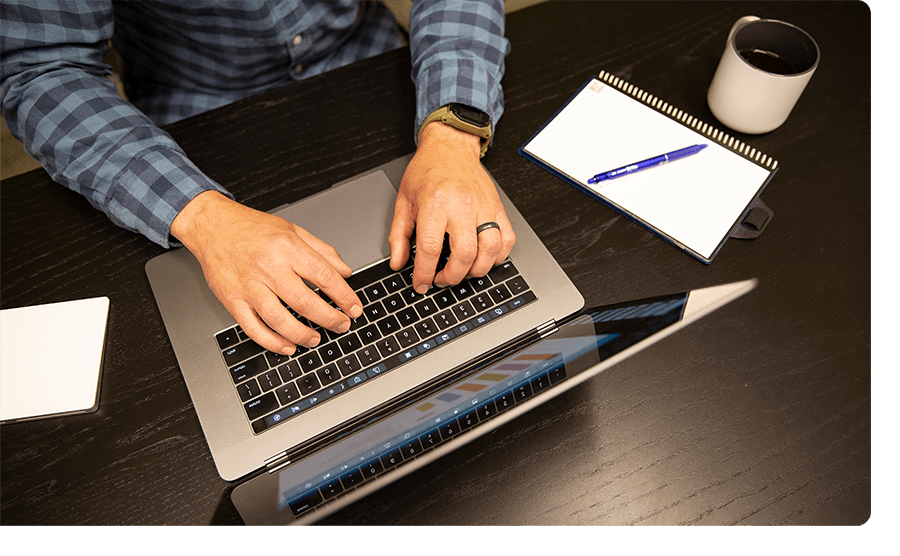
[1,2,870,525]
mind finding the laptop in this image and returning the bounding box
[147,154,756,523]
[231,277,756,524]
[146,154,584,482]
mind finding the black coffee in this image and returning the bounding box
[739,49,797,75]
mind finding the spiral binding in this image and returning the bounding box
[597,71,778,170]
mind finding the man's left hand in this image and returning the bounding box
[388,122,516,293]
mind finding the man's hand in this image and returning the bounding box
[389,122,516,293]
[170,191,363,355]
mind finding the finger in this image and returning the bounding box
[495,214,517,264]
[411,215,447,294]
[434,219,478,287]
[388,197,415,271]
[466,225,503,278]
[229,296,320,354]
[291,227,362,320]
[280,255,357,333]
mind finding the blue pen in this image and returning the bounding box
[587,144,707,184]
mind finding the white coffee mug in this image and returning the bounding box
[707,16,820,134]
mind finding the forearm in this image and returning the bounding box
[1,0,231,247]
[408,0,509,142]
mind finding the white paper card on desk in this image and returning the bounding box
[1,297,109,423]
[521,75,777,262]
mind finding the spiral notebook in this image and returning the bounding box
[520,71,779,263]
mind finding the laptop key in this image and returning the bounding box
[357,323,381,344]
[356,345,379,367]
[229,353,268,384]
[277,360,303,382]
[223,339,265,367]
[414,318,437,338]
[297,374,321,396]
[434,309,457,330]
[337,332,362,354]
[299,351,323,373]
[258,370,282,392]
[319,341,342,364]
[470,293,494,312]
[337,354,361,377]
[451,300,475,321]
[275,381,301,405]
[237,379,261,402]
[215,327,240,349]
[487,260,518,283]
[505,276,529,295]
[468,276,492,292]
[244,392,279,421]
[317,363,341,386]
[488,283,512,304]
[414,298,438,318]
[451,282,474,300]
[376,336,400,358]
[376,314,400,336]
[383,274,405,293]
[396,306,420,327]
[382,292,405,312]
[433,290,456,309]
[396,328,419,348]
[363,282,387,303]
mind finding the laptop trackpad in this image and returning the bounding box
[272,170,396,271]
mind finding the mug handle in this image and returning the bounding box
[727,15,760,46]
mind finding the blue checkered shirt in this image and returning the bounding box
[1,0,509,247]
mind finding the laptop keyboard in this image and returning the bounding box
[215,251,537,434]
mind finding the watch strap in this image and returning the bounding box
[418,104,492,158]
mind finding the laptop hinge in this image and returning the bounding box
[536,319,557,338]
[264,451,289,473]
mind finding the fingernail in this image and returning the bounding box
[336,320,351,334]
[415,284,429,294]
[349,304,363,318]
[282,345,297,356]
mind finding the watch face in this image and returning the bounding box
[449,103,490,128]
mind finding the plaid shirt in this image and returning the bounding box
[1,0,509,247]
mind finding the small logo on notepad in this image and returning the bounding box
[588,80,606,94]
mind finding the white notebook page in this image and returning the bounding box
[523,78,772,260]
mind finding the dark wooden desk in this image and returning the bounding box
[1,2,870,525]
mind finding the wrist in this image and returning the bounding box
[170,190,231,252]
[417,121,482,160]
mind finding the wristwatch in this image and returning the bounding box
[418,103,492,158]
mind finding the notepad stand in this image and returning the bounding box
[730,197,773,239]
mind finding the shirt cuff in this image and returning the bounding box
[413,57,503,146]
[109,149,233,248]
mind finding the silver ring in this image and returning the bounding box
[476,221,500,234]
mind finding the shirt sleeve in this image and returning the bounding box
[408,0,510,145]
[1,0,233,248]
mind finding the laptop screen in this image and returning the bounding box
[267,291,689,520]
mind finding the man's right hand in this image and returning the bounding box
[170,191,363,356]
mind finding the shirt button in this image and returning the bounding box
[292,34,302,46]
[294,64,303,74]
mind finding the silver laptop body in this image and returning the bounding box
[146,155,584,481]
